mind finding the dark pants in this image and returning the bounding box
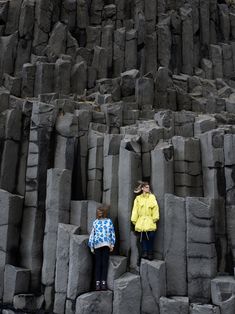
[94,246,110,282]
[141,231,155,253]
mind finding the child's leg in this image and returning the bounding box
[141,232,148,257]
[94,247,102,282]
[100,246,110,282]
[148,231,155,252]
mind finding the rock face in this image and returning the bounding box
[0,1,234,314]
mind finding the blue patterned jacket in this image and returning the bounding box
[88,218,115,252]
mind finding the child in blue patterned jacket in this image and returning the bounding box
[88,204,115,291]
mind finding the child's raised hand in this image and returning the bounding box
[110,246,114,252]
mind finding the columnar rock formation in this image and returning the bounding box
[0,0,235,313]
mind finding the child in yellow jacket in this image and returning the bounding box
[131,181,159,260]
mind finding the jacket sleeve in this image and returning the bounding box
[151,196,160,223]
[109,220,116,247]
[131,197,139,225]
[88,223,95,251]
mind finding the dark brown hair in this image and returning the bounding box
[96,204,109,218]
[134,181,150,194]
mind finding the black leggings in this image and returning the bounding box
[94,246,110,282]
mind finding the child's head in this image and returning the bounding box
[96,204,109,219]
[134,180,151,194]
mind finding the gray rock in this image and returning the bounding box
[113,28,125,77]
[0,33,18,84]
[157,17,171,68]
[140,259,166,314]
[118,136,141,255]
[70,201,87,234]
[107,255,127,291]
[19,0,35,39]
[21,63,36,98]
[211,276,235,307]
[186,197,217,303]
[34,63,55,97]
[103,134,123,221]
[55,224,79,295]
[3,74,21,97]
[87,200,102,233]
[42,168,71,287]
[164,194,187,295]
[121,69,140,97]
[210,44,223,79]
[54,292,67,314]
[136,76,154,109]
[76,0,89,29]
[3,264,30,304]
[13,294,44,311]
[71,61,87,95]
[113,272,141,314]
[5,0,23,35]
[67,235,92,299]
[218,4,230,42]
[200,129,224,168]
[159,296,189,314]
[61,0,76,31]
[189,303,220,314]
[55,58,71,95]
[222,43,233,78]
[180,5,193,75]
[145,32,157,74]
[125,29,137,71]
[76,291,113,314]
[92,46,108,79]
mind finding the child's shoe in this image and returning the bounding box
[101,280,107,290]
[141,251,148,259]
[95,281,101,291]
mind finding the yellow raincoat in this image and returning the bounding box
[131,193,159,232]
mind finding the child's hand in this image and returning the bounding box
[91,248,94,254]
[110,246,114,252]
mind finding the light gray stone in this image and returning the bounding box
[224,134,235,166]
[70,201,87,234]
[210,44,223,79]
[200,129,225,167]
[159,296,189,314]
[125,29,137,71]
[3,265,30,304]
[140,259,166,314]
[211,276,235,306]
[113,272,141,314]
[172,136,201,162]
[164,194,187,296]
[186,197,217,303]
[76,291,113,314]
[55,58,71,95]
[34,63,55,97]
[180,5,193,75]
[21,63,36,98]
[151,142,174,259]
[55,224,79,294]
[13,294,44,311]
[5,0,23,35]
[107,255,127,291]
[67,235,92,299]
[118,136,141,256]
[71,61,87,95]
[157,17,171,68]
[189,303,220,314]
[54,292,67,314]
